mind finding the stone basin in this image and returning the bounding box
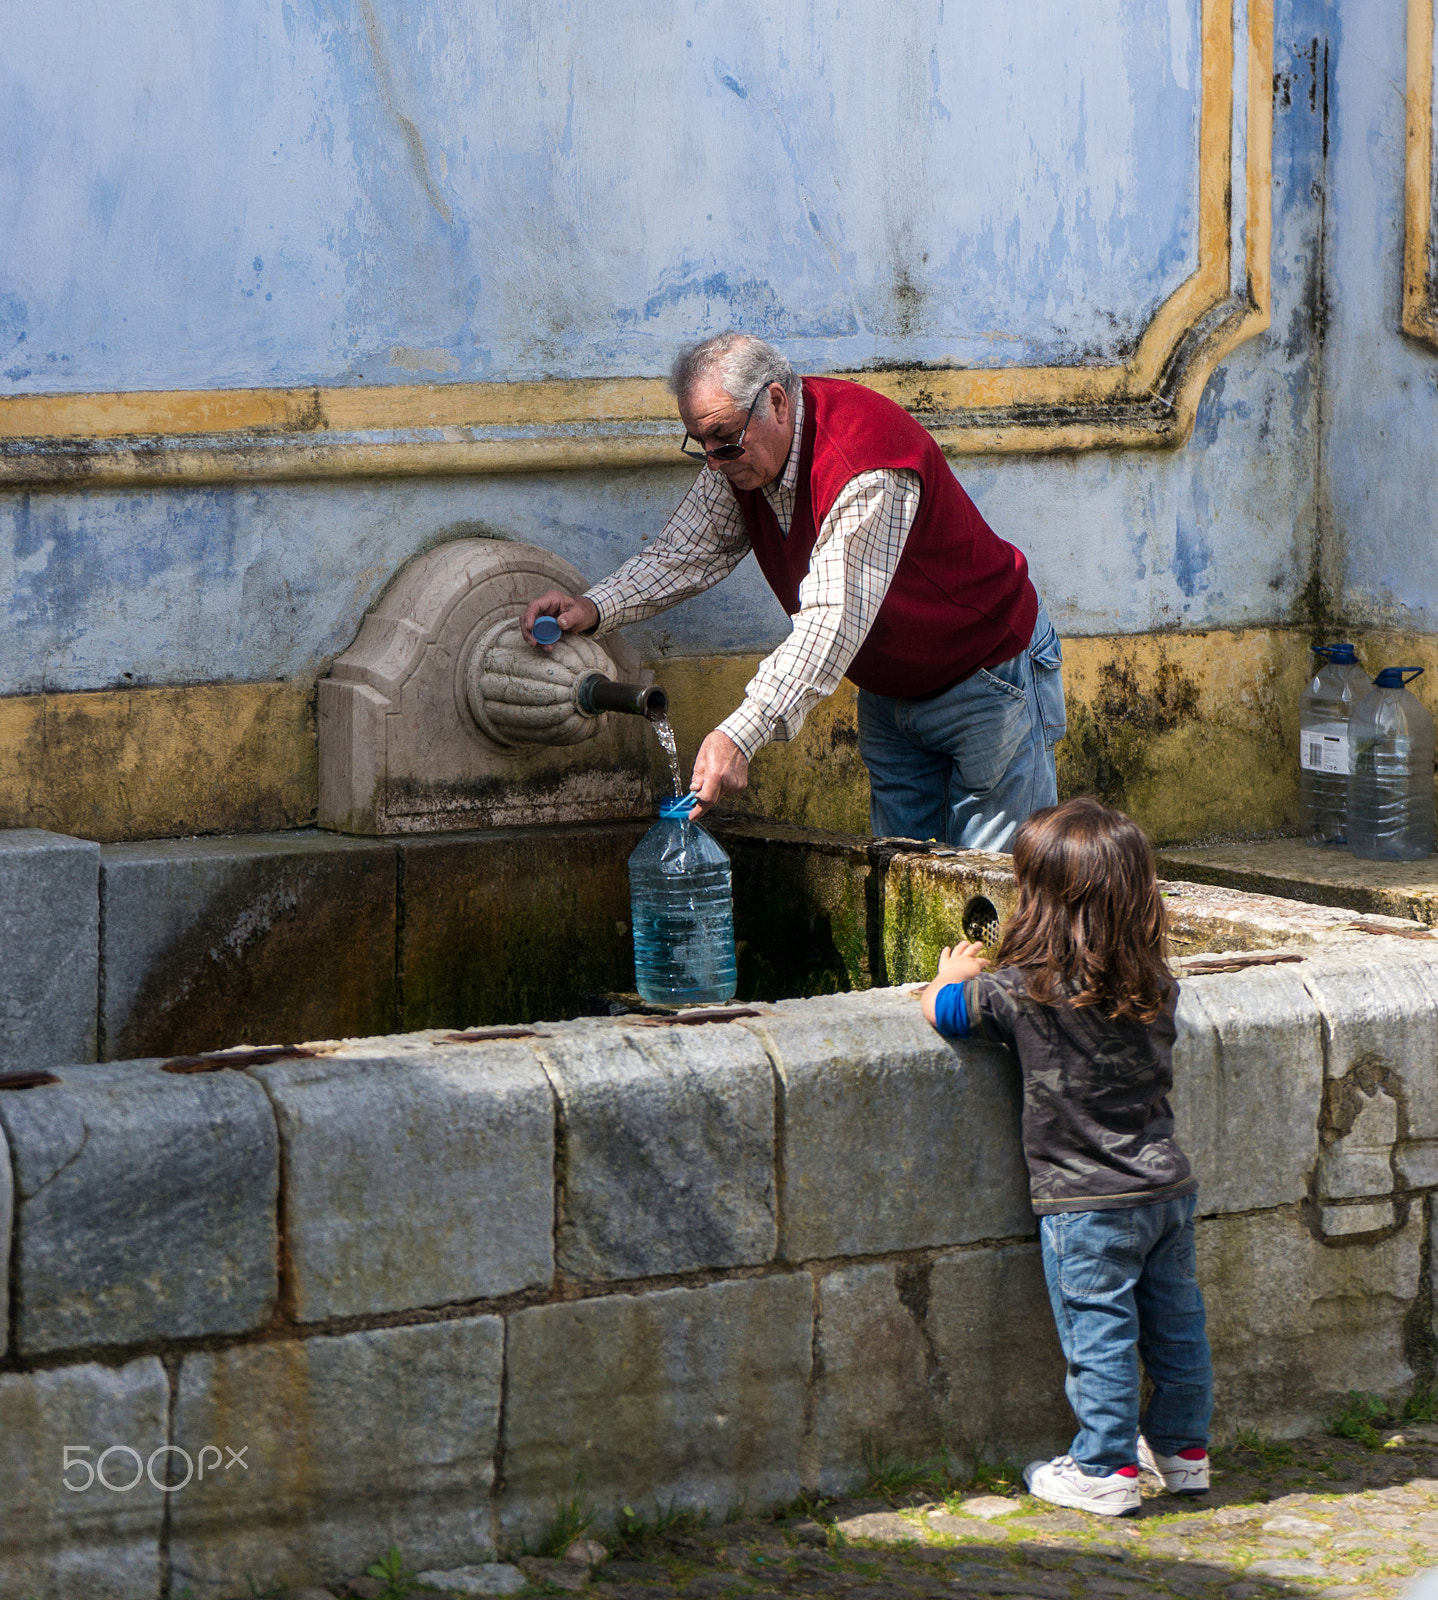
[3,817,1429,1068]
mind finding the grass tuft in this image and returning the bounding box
[1226,1426,1298,1467]
[1326,1391,1393,1450]
[612,1495,712,1550]
[855,1435,1034,1509]
[962,1458,1026,1498]
[365,1545,419,1600]
[860,1435,952,1502]
[532,1479,597,1558]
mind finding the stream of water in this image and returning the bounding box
[649,712,684,798]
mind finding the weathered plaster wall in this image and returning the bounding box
[1321,0,1438,635]
[0,0,1387,843]
[0,2,1203,391]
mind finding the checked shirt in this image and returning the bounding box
[583,385,921,760]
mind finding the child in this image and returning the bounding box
[921,796,1212,1517]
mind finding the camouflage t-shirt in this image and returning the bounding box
[953,967,1196,1214]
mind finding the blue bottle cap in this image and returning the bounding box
[1313,642,1358,664]
[660,795,698,819]
[532,616,562,646]
[1374,666,1424,688]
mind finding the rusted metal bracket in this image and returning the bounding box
[1179,951,1305,975]
[625,1007,766,1028]
[162,1044,335,1074]
[440,1027,541,1044]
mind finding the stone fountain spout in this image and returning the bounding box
[465,622,667,746]
[318,538,658,834]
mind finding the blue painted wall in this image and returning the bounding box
[0,0,1359,698]
[1321,1,1438,632]
[1,0,1200,390]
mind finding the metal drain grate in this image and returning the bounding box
[961,895,1001,946]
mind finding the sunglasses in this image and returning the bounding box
[679,387,767,462]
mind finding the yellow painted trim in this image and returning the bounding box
[1406,0,1438,347]
[0,0,1271,485]
[0,682,316,843]
[30,615,1438,847]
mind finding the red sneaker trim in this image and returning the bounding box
[1176,1448,1208,1460]
[1115,1465,1140,1478]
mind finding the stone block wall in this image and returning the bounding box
[3,956,1438,1599]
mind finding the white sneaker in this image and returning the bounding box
[1022,1454,1142,1517]
[1137,1435,1210,1494]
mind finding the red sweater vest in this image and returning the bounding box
[730,377,1037,698]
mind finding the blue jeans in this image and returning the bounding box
[1039,1193,1213,1473]
[856,603,1066,850]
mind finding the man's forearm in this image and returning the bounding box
[584,472,750,633]
[714,470,921,759]
[584,541,746,632]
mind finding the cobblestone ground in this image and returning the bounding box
[317,1425,1438,1600]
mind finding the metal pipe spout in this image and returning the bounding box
[577,673,668,719]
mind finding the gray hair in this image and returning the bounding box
[669,332,798,410]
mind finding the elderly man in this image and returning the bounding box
[523,332,1065,848]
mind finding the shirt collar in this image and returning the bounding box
[776,383,804,496]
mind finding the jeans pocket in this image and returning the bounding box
[1052,1207,1135,1301]
[952,674,1030,793]
[1029,623,1067,750]
[1170,1215,1199,1284]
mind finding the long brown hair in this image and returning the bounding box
[993,797,1172,1023]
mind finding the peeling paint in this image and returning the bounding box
[356,0,453,226]
[388,346,460,374]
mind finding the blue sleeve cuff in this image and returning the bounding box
[932,981,970,1039]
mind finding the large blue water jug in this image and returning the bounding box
[1299,643,1371,846]
[629,796,738,1005]
[1347,667,1435,862]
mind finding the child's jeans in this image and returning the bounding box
[1038,1192,1212,1474]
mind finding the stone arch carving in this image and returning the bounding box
[318,539,655,834]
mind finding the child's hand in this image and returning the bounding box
[920,941,990,1026]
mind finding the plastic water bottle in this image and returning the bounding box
[1299,643,1371,846]
[1347,667,1435,861]
[629,796,738,1005]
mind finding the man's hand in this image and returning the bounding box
[522,590,600,648]
[686,730,749,818]
[919,941,990,1027]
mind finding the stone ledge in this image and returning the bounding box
[253,1038,555,1321]
[539,1020,777,1280]
[0,1357,169,1600]
[0,955,1435,1592]
[1201,1206,1422,1434]
[499,1275,813,1549]
[0,1059,279,1354]
[169,1318,503,1598]
[745,988,1033,1261]
[1170,963,1324,1214]
[1156,838,1438,926]
[0,828,99,1072]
